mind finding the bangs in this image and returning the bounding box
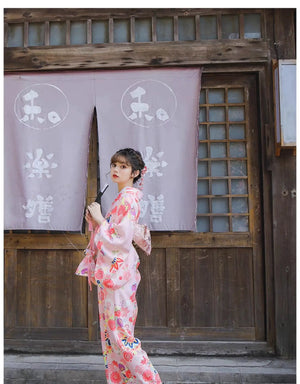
[110,153,131,166]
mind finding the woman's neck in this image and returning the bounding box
[118,180,134,192]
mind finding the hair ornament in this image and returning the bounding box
[139,166,147,189]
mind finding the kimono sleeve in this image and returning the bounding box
[133,223,151,255]
[93,194,137,257]
[93,193,138,290]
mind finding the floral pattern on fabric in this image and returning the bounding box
[76,187,161,383]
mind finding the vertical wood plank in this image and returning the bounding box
[240,14,245,39]
[66,20,70,45]
[87,283,98,341]
[137,248,167,327]
[130,16,135,43]
[4,22,8,47]
[195,15,200,40]
[109,18,114,43]
[72,250,88,327]
[173,16,178,41]
[86,109,100,341]
[44,21,50,46]
[194,249,215,327]
[217,14,222,40]
[23,21,28,47]
[87,19,92,44]
[179,248,195,326]
[166,248,180,328]
[152,16,157,42]
[4,249,18,328]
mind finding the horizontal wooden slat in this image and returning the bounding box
[5,327,89,340]
[4,233,88,249]
[4,40,269,72]
[4,232,252,249]
[135,326,256,341]
[4,338,274,356]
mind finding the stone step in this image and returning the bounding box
[4,354,296,384]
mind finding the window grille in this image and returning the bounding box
[5,11,263,48]
[197,86,250,233]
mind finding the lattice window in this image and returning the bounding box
[197,86,250,233]
[5,11,263,48]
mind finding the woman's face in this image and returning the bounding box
[110,156,135,187]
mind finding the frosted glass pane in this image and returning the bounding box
[92,20,109,43]
[222,15,239,39]
[199,125,207,140]
[211,161,227,176]
[28,23,44,46]
[198,180,209,195]
[114,19,130,42]
[232,216,249,232]
[230,143,246,158]
[229,124,245,139]
[212,198,229,213]
[211,143,227,158]
[50,22,66,46]
[244,14,261,39]
[197,199,209,214]
[198,143,208,159]
[230,160,247,176]
[208,89,225,104]
[198,162,208,177]
[210,125,226,140]
[209,107,225,122]
[228,88,244,103]
[197,216,210,232]
[7,24,23,47]
[199,108,206,122]
[200,90,206,104]
[156,17,173,41]
[228,106,245,121]
[70,21,86,45]
[200,16,217,40]
[135,18,152,42]
[232,197,248,213]
[178,16,195,41]
[231,179,248,195]
[213,217,229,232]
[212,180,228,195]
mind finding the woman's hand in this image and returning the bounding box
[85,209,98,229]
[87,202,105,226]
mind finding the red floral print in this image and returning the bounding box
[142,369,154,382]
[77,187,161,383]
[110,370,122,383]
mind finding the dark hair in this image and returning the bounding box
[111,148,145,184]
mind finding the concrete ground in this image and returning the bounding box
[4,353,296,384]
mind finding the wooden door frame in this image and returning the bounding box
[4,65,276,356]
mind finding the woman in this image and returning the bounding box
[76,148,162,384]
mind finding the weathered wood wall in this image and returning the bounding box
[270,9,296,358]
[3,8,296,357]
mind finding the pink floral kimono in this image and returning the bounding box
[76,187,162,384]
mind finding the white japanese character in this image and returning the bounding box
[129,86,151,120]
[143,146,168,177]
[148,194,165,223]
[24,148,58,179]
[23,195,54,224]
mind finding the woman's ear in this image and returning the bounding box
[132,170,140,179]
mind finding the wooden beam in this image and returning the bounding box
[4,232,252,249]
[4,40,269,72]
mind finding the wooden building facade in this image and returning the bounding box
[4,8,296,358]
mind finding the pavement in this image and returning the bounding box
[4,354,296,383]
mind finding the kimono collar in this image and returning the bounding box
[119,186,143,201]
